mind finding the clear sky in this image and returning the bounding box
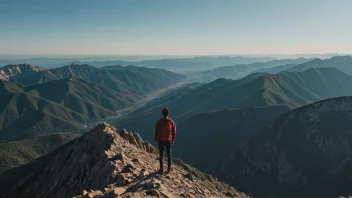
[1,0,352,55]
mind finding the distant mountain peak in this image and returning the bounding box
[0,64,44,78]
[330,55,352,60]
[55,63,97,71]
[1,63,43,70]
[288,55,352,75]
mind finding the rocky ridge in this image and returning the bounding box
[0,64,44,78]
[0,123,248,198]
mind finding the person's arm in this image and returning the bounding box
[172,121,176,144]
[155,120,160,143]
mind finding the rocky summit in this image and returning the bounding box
[0,64,44,78]
[0,123,248,198]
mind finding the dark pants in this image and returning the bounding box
[158,140,172,171]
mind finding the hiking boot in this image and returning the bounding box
[158,169,164,175]
[166,167,171,174]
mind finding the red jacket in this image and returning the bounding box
[155,117,176,142]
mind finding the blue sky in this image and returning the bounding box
[1,0,352,55]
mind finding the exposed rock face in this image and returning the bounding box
[0,64,44,78]
[117,129,158,155]
[218,97,352,198]
[0,123,248,198]
[0,73,8,80]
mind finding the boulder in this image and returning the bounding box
[113,187,126,195]
[184,173,194,181]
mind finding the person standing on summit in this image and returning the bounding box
[155,108,176,174]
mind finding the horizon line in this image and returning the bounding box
[0,52,348,57]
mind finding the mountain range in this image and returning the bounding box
[68,56,275,72]
[24,76,134,119]
[197,58,311,82]
[0,64,184,121]
[1,55,352,197]
[253,56,352,76]
[117,67,352,143]
[288,56,352,74]
[0,64,44,77]
[0,56,275,72]
[5,64,184,98]
[0,63,185,171]
[0,80,92,141]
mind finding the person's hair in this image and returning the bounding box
[162,108,169,117]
